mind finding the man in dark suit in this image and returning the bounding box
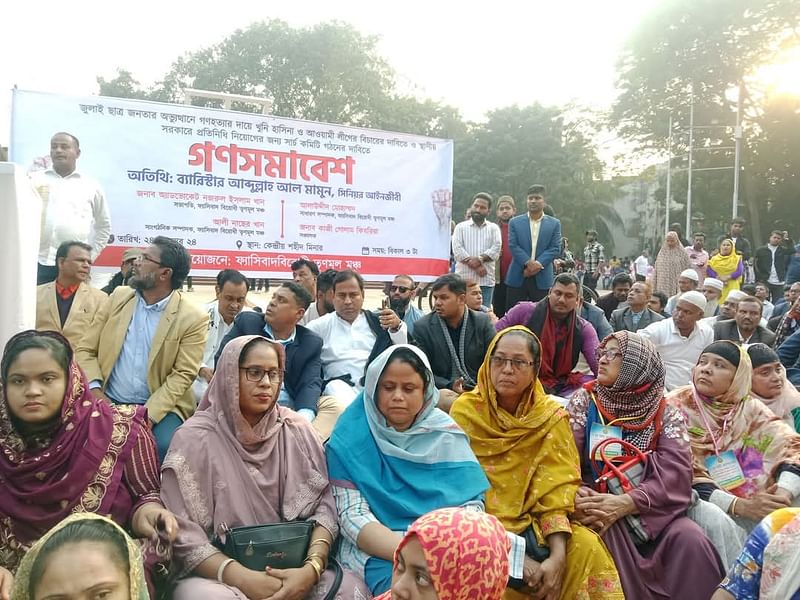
[216,282,342,440]
[777,328,800,386]
[754,230,795,302]
[713,296,776,347]
[505,184,562,305]
[413,274,495,412]
[610,281,664,332]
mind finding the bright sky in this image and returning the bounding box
[1,0,662,148]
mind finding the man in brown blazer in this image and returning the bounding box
[75,236,207,460]
[36,241,108,349]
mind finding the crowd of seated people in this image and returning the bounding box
[4,221,800,599]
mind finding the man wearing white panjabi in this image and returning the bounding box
[307,270,407,405]
[30,132,111,285]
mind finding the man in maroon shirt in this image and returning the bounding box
[493,195,516,317]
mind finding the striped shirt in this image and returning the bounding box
[332,485,525,579]
[451,220,502,286]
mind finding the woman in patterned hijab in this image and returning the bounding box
[567,331,724,599]
[373,507,510,600]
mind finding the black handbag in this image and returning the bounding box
[215,520,315,571]
[507,525,551,589]
[212,422,343,600]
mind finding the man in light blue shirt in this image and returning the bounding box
[77,237,208,460]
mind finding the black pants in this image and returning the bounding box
[493,282,510,317]
[584,271,599,291]
[37,263,58,285]
[506,278,548,308]
[768,283,786,304]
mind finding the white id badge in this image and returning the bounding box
[589,423,623,460]
[705,450,746,491]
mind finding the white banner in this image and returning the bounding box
[10,90,454,280]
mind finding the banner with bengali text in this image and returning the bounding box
[10,90,454,280]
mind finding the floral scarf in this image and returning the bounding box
[450,326,580,539]
[374,507,510,600]
[667,342,800,498]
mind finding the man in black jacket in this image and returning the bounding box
[216,282,342,440]
[413,273,495,412]
[596,273,632,320]
[754,230,795,302]
[307,269,407,405]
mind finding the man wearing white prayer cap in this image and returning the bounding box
[665,268,701,315]
[639,290,714,390]
[702,277,724,317]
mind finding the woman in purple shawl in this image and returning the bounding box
[160,335,368,599]
[0,330,175,598]
[566,331,724,599]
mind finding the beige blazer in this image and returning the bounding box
[36,282,108,350]
[75,287,208,423]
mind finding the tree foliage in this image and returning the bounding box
[611,0,800,244]
[97,19,464,138]
[98,19,621,249]
[611,0,800,149]
[453,105,623,249]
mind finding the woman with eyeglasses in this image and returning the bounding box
[566,331,724,599]
[326,344,495,597]
[0,330,175,600]
[451,326,623,600]
[160,336,368,599]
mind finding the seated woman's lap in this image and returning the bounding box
[172,577,248,599]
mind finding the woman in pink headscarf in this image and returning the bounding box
[160,335,368,599]
[374,507,510,600]
[652,232,693,297]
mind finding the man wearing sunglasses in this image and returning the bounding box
[386,275,424,335]
[75,236,209,461]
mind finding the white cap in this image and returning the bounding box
[704,278,724,291]
[680,269,699,282]
[727,290,748,302]
[678,290,707,311]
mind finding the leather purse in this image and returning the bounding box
[590,438,651,545]
[211,421,343,600]
[215,520,314,571]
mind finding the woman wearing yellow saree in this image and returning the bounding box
[707,239,744,303]
[11,512,148,600]
[451,326,622,600]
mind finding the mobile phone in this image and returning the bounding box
[381,297,389,310]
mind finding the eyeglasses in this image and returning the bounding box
[239,367,281,384]
[595,348,623,362]
[489,355,535,370]
[390,285,413,293]
[139,254,165,267]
